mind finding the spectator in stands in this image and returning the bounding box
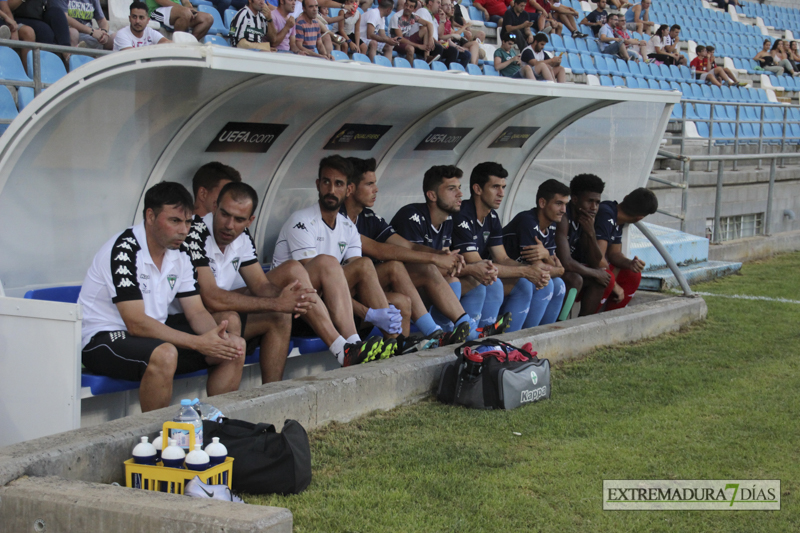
[272,156,399,362]
[605,0,630,11]
[0,0,37,46]
[554,173,613,317]
[114,1,171,50]
[391,165,483,339]
[230,0,276,50]
[788,41,800,73]
[532,0,584,39]
[706,46,746,86]
[78,182,246,413]
[624,0,652,36]
[494,32,536,79]
[712,0,738,11]
[754,38,783,75]
[663,23,686,66]
[503,0,534,51]
[293,0,333,59]
[521,32,564,81]
[451,0,485,44]
[598,13,631,61]
[271,0,297,52]
[770,39,797,76]
[525,0,562,36]
[501,179,569,328]
[146,0,213,41]
[342,157,473,350]
[439,0,480,65]
[690,45,741,87]
[390,0,430,63]
[50,0,114,50]
[472,0,509,26]
[359,0,398,62]
[336,0,360,54]
[455,163,556,334]
[646,24,681,65]
[579,0,607,38]
[594,187,658,312]
[9,0,71,48]
[612,11,645,60]
[416,0,469,67]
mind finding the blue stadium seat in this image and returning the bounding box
[562,34,579,53]
[197,5,228,36]
[581,54,597,75]
[17,87,34,110]
[612,75,626,86]
[600,76,613,86]
[690,84,706,100]
[594,55,611,76]
[27,50,66,85]
[468,6,497,27]
[659,64,677,82]
[695,121,710,138]
[68,55,94,71]
[0,46,32,82]
[449,62,466,72]
[789,123,800,144]
[568,54,584,74]
[483,63,499,76]
[430,60,448,71]
[467,63,483,75]
[224,8,237,30]
[669,81,682,92]
[701,84,714,99]
[627,77,641,89]
[671,102,683,119]
[329,50,348,61]
[203,34,230,46]
[628,60,644,78]
[190,0,213,6]
[585,39,602,56]
[669,64,683,82]
[720,85,734,101]
[374,55,392,67]
[0,87,18,131]
[575,38,589,55]
[394,57,412,68]
[413,58,430,70]
[647,79,660,90]
[352,52,371,62]
[679,81,692,95]
[710,85,724,100]
[616,59,632,77]
[550,34,565,52]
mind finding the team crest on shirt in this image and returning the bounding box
[231,257,240,271]
[483,231,490,242]
[167,274,177,289]
[338,241,346,254]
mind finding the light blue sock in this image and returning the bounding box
[500,278,533,333]
[540,278,567,325]
[523,281,555,329]
[414,312,441,336]
[478,279,504,329]
[431,281,462,331]
[460,284,486,340]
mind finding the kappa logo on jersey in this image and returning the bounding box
[114,252,131,262]
[294,222,307,231]
[188,231,201,241]
[116,242,133,251]
[338,241,346,253]
[609,218,616,229]
[115,265,133,276]
[458,221,470,230]
[231,257,240,271]
[186,241,202,251]
[191,251,204,261]
[117,278,135,288]
[123,237,137,245]
[193,221,207,232]
[409,214,421,225]
[167,274,177,290]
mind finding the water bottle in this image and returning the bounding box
[131,436,157,490]
[185,443,211,472]
[152,430,163,462]
[171,399,203,451]
[691,66,696,79]
[205,437,228,466]
[192,398,224,422]
[161,438,186,469]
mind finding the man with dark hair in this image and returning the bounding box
[78,182,246,413]
[579,0,606,37]
[391,165,480,340]
[554,173,612,317]
[359,0,398,62]
[521,33,566,82]
[114,0,171,50]
[192,162,243,217]
[229,0,276,50]
[145,0,213,41]
[502,0,533,51]
[502,179,568,327]
[594,187,658,311]
[342,158,471,350]
[182,181,346,382]
[663,23,686,66]
[598,13,630,61]
[451,163,551,336]
[272,156,399,365]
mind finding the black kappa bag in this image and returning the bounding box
[437,339,551,410]
[203,418,312,495]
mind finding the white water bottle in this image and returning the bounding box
[185,443,211,471]
[161,438,186,469]
[132,436,157,466]
[152,430,163,462]
[205,437,228,466]
[171,399,203,451]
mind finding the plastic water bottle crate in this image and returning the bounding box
[125,421,234,494]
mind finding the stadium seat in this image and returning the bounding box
[581,54,598,75]
[374,55,392,67]
[671,102,683,119]
[710,85,724,100]
[466,63,482,75]
[352,52,371,63]
[627,77,641,89]
[0,87,17,133]
[550,34,565,52]
[468,6,497,27]
[658,80,670,91]
[483,63,499,76]
[189,0,213,6]
[647,79,660,90]
[600,76,613,86]
[449,62,466,72]
[413,58,430,70]
[68,55,94,71]
[594,56,611,76]
[585,39,602,57]
[612,75,626,87]
[24,285,82,303]
[26,50,66,85]
[430,60,447,71]
[700,84,713,100]
[17,87,34,110]
[628,60,644,79]
[224,8,237,30]
[562,35,579,54]
[720,85,734,102]
[0,46,32,83]
[197,5,228,36]
[203,34,230,46]
[567,54,584,74]
[394,57,412,68]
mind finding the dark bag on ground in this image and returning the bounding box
[436,338,551,410]
[203,418,312,495]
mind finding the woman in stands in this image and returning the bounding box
[439,0,480,65]
[754,38,784,76]
[646,24,679,65]
[0,0,36,53]
[6,0,71,51]
[789,41,800,73]
[770,39,797,76]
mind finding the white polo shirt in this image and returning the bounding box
[78,222,199,348]
[272,203,362,267]
[182,212,260,291]
[415,6,437,41]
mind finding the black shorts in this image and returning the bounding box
[82,314,211,381]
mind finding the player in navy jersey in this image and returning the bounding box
[391,165,481,340]
[554,174,613,317]
[452,162,552,335]
[594,187,658,312]
[501,179,569,328]
[341,158,472,349]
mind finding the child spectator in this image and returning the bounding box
[494,32,535,79]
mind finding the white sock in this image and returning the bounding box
[330,336,347,365]
[346,334,361,344]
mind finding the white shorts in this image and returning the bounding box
[625,22,639,31]
[150,6,174,30]
[362,37,386,52]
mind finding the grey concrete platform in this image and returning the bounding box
[0,294,707,532]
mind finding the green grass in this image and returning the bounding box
[248,252,800,532]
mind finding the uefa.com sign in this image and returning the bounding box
[603,480,780,510]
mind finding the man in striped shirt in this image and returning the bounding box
[293,0,332,59]
[230,0,276,49]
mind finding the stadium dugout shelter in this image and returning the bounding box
[0,45,683,447]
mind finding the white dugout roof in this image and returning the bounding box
[0,45,679,296]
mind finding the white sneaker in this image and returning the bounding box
[0,25,10,40]
[184,476,243,503]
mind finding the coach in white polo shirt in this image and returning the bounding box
[79,182,245,413]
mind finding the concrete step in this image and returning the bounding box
[640,260,743,291]
[629,222,709,268]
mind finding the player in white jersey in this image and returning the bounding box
[79,182,245,412]
[273,155,405,362]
